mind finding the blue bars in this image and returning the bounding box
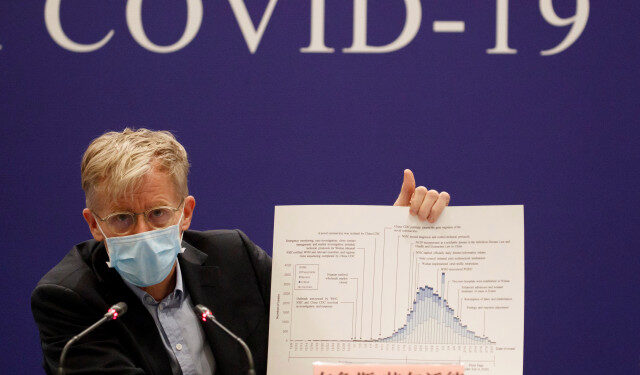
[378,273,494,345]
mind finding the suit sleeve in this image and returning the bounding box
[31,284,145,375]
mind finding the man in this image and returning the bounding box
[31,128,451,375]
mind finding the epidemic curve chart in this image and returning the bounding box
[267,205,524,375]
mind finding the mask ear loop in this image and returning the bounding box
[177,209,186,254]
[92,214,114,267]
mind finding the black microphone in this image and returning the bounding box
[195,304,256,375]
[57,302,128,375]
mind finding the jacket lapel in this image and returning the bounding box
[179,242,249,375]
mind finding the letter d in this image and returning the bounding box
[343,0,422,53]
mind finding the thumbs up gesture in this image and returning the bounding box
[393,169,450,223]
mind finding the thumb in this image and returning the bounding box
[394,169,416,206]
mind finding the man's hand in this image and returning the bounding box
[393,169,450,223]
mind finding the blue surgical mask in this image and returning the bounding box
[95,213,185,287]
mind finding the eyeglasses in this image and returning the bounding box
[94,199,185,235]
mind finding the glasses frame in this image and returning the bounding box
[94,198,186,235]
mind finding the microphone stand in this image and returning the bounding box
[58,303,126,375]
[196,304,256,375]
[58,316,111,375]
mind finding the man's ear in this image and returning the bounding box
[82,208,105,242]
[180,196,196,232]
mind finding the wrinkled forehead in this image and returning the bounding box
[92,168,182,214]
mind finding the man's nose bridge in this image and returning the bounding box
[133,212,153,233]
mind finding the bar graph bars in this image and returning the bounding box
[380,273,494,344]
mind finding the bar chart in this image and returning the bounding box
[268,205,524,375]
[381,273,494,344]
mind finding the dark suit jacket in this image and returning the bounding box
[31,229,271,375]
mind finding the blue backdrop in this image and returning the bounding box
[1,1,638,373]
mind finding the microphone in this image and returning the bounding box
[57,302,128,375]
[195,304,256,375]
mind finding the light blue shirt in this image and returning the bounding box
[125,261,216,375]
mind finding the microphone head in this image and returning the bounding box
[112,302,128,315]
[195,304,213,321]
[105,302,128,319]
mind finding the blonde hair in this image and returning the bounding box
[81,128,189,210]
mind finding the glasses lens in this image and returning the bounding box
[146,207,175,228]
[107,213,135,234]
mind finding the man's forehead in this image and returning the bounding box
[106,195,175,212]
[96,172,180,213]
[98,184,179,212]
